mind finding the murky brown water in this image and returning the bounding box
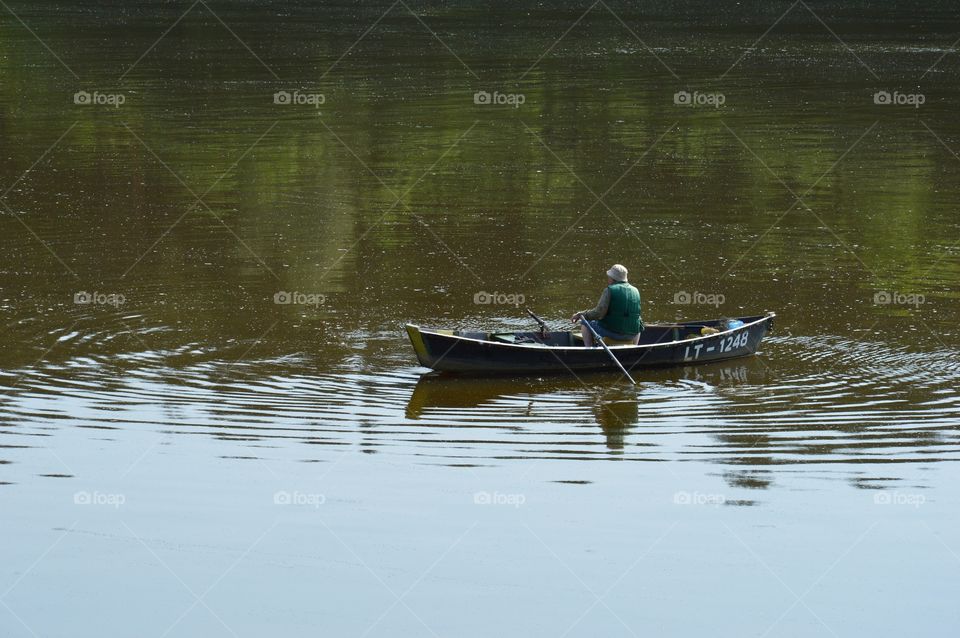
[2,2,959,636]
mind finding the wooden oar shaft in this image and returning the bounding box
[580,319,637,385]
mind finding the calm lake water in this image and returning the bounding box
[2,1,960,636]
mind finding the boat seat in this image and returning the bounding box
[570,332,635,346]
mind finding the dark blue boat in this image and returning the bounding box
[405,313,775,375]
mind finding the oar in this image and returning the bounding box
[578,317,637,385]
[525,308,548,337]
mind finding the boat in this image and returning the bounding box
[405,312,775,375]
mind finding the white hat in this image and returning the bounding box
[606,264,628,282]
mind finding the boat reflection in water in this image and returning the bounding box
[405,359,763,452]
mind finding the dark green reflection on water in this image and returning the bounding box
[1,1,959,473]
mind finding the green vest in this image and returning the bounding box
[600,282,643,335]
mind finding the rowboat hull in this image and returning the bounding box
[406,313,775,375]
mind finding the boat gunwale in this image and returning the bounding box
[407,312,774,352]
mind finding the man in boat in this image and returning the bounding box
[570,264,644,346]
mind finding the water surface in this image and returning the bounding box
[2,2,959,636]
